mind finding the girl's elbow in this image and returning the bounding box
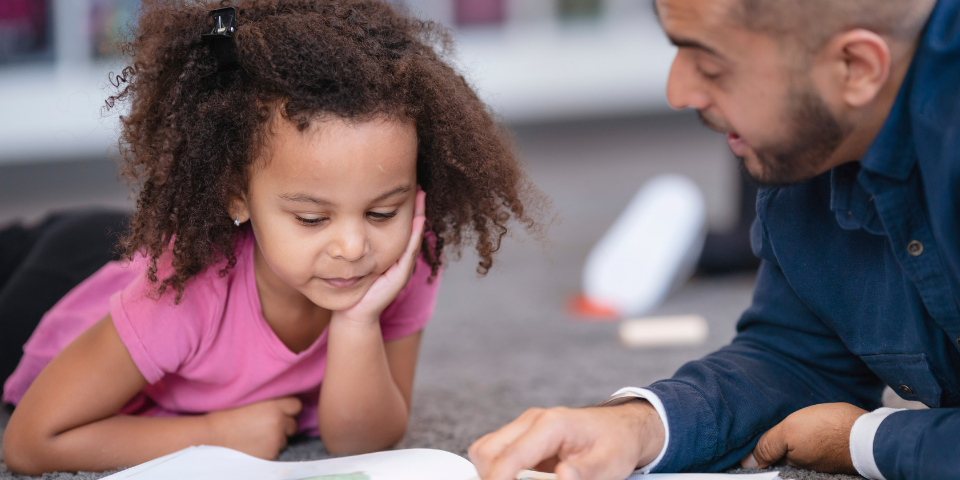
[2,428,52,476]
[375,423,407,452]
[323,420,408,455]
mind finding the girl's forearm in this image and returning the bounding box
[4,413,215,475]
[319,316,410,454]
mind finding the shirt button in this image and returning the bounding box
[907,240,924,256]
[900,384,915,395]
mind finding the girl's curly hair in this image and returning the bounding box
[106,0,543,300]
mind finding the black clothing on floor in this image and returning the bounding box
[0,210,130,394]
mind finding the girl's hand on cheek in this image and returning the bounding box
[334,189,426,326]
[205,397,302,459]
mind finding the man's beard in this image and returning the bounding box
[699,85,851,187]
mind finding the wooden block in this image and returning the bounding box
[619,315,709,348]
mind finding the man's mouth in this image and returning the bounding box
[321,276,365,289]
[727,133,749,157]
[697,111,747,156]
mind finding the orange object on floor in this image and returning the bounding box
[566,293,620,321]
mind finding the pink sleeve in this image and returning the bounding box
[379,255,442,342]
[109,259,221,384]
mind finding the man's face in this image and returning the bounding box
[656,0,851,186]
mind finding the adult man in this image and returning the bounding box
[469,0,959,479]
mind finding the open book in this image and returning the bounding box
[103,445,781,480]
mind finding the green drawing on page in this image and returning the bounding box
[295,473,370,480]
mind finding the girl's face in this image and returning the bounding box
[238,116,418,312]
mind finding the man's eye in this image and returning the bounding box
[697,65,722,80]
[367,211,398,221]
[295,215,327,226]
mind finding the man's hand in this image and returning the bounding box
[469,401,665,480]
[742,403,867,475]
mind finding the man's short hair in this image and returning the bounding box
[732,0,934,53]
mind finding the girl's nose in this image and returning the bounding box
[328,221,368,262]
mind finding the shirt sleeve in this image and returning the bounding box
[641,217,886,473]
[109,257,221,384]
[600,387,670,474]
[872,408,960,480]
[378,255,442,343]
[850,407,904,480]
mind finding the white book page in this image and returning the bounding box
[631,473,779,480]
[105,446,779,480]
[104,446,478,480]
[513,471,780,480]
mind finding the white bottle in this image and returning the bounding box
[582,174,706,317]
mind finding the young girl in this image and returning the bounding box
[0,0,539,474]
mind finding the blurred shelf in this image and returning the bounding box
[0,3,675,165]
[0,62,124,165]
[453,14,674,124]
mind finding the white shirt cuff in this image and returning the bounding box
[599,387,670,474]
[850,407,904,480]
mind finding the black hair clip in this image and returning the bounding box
[202,7,239,70]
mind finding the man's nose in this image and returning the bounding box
[665,54,711,111]
[329,221,368,262]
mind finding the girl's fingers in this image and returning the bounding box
[415,185,426,217]
[277,397,303,416]
[284,416,298,437]
[344,190,425,316]
[402,190,427,265]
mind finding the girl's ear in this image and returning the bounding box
[229,194,251,225]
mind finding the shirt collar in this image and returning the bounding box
[830,163,885,235]
[859,86,917,181]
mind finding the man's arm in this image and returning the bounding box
[743,403,960,480]
[470,220,887,479]
[870,408,960,479]
[644,255,885,472]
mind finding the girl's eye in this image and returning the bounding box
[367,211,398,221]
[295,215,328,226]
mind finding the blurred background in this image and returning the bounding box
[0,0,742,226]
[0,0,761,462]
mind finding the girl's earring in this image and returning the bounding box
[234,214,241,227]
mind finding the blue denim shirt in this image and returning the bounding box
[646,1,960,477]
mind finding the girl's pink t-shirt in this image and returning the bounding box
[2,232,441,436]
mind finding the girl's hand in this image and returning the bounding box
[335,189,426,324]
[205,397,303,459]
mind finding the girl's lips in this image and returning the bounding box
[727,133,748,157]
[322,276,364,288]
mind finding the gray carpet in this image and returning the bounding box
[0,113,862,479]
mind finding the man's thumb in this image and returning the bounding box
[555,452,633,480]
[745,427,787,469]
[554,462,583,480]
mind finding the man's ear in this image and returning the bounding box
[819,29,892,109]
[229,194,251,226]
